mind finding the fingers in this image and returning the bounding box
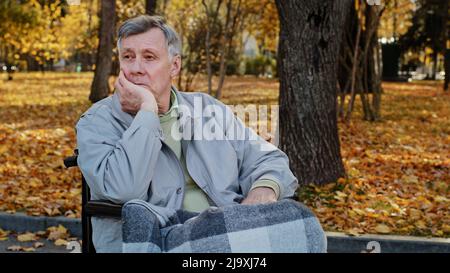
[240,193,277,205]
[118,70,135,91]
[116,72,134,100]
[115,77,123,92]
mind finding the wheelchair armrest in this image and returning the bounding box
[64,156,78,168]
[85,200,123,218]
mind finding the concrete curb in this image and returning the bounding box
[1,212,449,253]
[0,212,81,238]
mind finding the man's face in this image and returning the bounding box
[118,28,180,98]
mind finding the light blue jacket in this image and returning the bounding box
[75,87,298,252]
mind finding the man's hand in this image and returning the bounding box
[241,187,277,205]
[115,71,158,115]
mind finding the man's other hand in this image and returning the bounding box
[241,187,277,205]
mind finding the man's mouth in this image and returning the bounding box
[134,82,149,88]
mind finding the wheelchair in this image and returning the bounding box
[64,150,122,253]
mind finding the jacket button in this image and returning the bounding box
[176,187,182,194]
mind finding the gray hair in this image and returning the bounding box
[117,15,181,59]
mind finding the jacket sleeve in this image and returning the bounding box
[222,104,299,199]
[75,108,163,204]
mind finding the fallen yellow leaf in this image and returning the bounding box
[54,239,68,246]
[33,242,45,248]
[416,220,427,229]
[434,196,448,203]
[352,208,366,216]
[17,232,38,242]
[346,228,363,236]
[23,247,36,252]
[7,245,23,252]
[374,224,391,234]
[47,225,69,241]
[0,229,10,236]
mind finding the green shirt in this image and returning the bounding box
[159,90,211,212]
[159,89,280,212]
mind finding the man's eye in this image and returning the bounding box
[122,55,132,60]
[145,55,155,60]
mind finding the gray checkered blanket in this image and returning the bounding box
[121,199,327,253]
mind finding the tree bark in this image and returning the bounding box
[276,0,349,185]
[341,1,384,122]
[345,18,362,122]
[367,6,383,121]
[202,0,214,96]
[443,0,449,91]
[89,0,116,103]
[445,49,450,92]
[215,0,242,100]
[145,0,157,15]
[431,51,438,80]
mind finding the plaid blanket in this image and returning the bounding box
[122,199,327,253]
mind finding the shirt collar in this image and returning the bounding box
[159,88,179,122]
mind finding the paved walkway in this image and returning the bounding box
[0,234,80,253]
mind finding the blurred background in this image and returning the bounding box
[1,0,448,91]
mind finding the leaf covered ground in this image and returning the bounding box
[0,225,79,252]
[0,72,448,237]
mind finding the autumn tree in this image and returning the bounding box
[145,0,157,15]
[0,0,37,79]
[276,0,350,185]
[201,0,264,99]
[89,0,116,103]
[337,1,386,122]
[69,0,99,72]
[445,45,450,92]
[202,0,244,99]
[444,0,449,91]
[165,0,261,93]
[0,1,99,74]
[399,0,449,82]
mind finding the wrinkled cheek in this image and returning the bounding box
[119,64,132,78]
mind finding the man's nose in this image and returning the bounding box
[129,57,145,75]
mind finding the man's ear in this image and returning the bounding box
[170,55,181,78]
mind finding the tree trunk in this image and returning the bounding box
[442,0,449,91]
[431,51,438,80]
[445,49,450,92]
[341,1,384,122]
[202,0,213,96]
[145,0,157,15]
[360,4,382,121]
[276,0,349,185]
[372,41,383,117]
[89,0,116,103]
[337,2,358,120]
[214,0,232,99]
[367,6,382,121]
[345,17,362,122]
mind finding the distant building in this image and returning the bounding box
[243,32,259,58]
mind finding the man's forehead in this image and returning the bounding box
[120,28,167,53]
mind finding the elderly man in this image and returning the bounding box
[76,15,325,253]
